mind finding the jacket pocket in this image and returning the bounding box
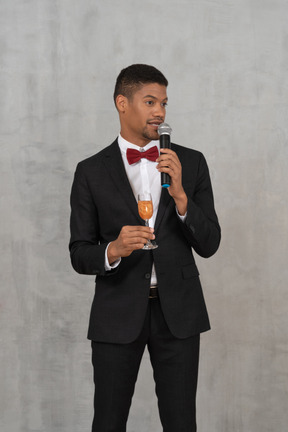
[181,263,199,279]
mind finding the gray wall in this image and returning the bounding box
[1,0,287,431]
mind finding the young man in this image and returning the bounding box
[69,64,221,431]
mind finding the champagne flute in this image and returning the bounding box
[137,192,158,250]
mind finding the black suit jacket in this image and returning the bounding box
[69,139,221,343]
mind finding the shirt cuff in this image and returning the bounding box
[176,206,187,222]
[104,243,121,271]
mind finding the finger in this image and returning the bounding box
[122,232,155,245]
[128,233,156,243]
[123,225,154,232]
[159,148,176,155]
[157,166,178,180]
[157,151,178,160]
[156,159,181,171]
[157,160,179,175]
[158,148,181,161]
[157,156,181,170]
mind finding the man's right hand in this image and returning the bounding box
[107,226,155,264]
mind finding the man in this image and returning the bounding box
[69,64,221,431]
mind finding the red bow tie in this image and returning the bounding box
[126,146,159,165]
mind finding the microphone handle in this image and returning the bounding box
[160,134,171,188]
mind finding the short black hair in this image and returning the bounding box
[113,64,168,105]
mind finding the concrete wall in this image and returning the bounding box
[1,0,287,431]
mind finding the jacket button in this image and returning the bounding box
[145,273,151,279]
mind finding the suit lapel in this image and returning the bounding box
[154,187,172,232]
[102,140,143,223]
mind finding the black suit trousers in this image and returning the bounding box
[91,298,200,432]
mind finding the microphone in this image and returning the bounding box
[157,122,172,188]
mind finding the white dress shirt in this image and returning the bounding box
[118,135,162,228]
[105,135,186,285]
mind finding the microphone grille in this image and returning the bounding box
[157,122,172,136]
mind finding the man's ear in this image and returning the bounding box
[116,94,128,113]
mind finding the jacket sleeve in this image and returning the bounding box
[179,153,221,258]
[69,163,118,276]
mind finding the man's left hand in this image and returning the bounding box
[156,148,188,216]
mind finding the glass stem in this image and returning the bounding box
[144,220,152,245]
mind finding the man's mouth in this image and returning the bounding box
[147,121,163,129]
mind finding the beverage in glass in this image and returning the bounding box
[137,193,158,250]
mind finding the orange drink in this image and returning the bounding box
[137,192,158,249]
[138,200,153,221]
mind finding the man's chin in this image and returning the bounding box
[143,130,159,142]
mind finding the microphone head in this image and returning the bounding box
[157,122,172,136]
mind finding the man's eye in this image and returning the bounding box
[162,102,168,108]
[146,100,154,105]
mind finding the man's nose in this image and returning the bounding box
[153,103,165,118]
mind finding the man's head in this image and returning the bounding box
[114,64,169,147]
[113,64,168,106]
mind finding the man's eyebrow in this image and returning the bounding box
[143,95,168,101]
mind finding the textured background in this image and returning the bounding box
[1,0,288,431]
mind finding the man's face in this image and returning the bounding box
[119,83,168,147]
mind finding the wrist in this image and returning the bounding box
[174,191,188,216]
[107,241,120,265]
